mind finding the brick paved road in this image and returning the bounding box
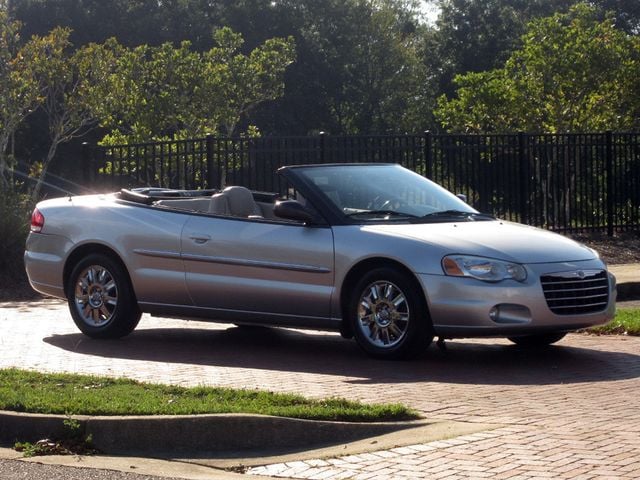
[1,299,639,479]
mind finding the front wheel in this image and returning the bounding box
[348,267,433,360]
[67,253,141,339]
[507,332,566,347]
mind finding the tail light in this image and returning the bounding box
[30,208,45,233]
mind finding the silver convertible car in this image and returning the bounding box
[25,163,616,359]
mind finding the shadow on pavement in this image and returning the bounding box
[0,298,65,312]
[43,324,640,386]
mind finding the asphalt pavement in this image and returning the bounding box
[0,456,194,480]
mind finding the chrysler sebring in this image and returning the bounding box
[25,163,616,359]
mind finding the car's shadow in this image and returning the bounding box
[43,324,640,386]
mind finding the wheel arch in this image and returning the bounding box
[338,257,429,338]
[63,243,135,299]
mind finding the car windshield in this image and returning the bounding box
[295,164,483,222]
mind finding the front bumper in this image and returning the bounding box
[418,259,616,337]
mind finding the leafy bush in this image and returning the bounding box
[0,189,32,291]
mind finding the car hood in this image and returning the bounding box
[362,220,597,264]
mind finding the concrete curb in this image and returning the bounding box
[616,281,640,302]
[609,264,639,301]
[0,419,501,478]
[0,410,424,456]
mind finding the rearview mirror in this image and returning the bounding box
[274,200,315,224]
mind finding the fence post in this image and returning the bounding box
[605,130,614,237]
[206,133,216,189]
[424,130,432,178]
[518,132,528,224]
[319,131,326,163]
[81,142,92,189]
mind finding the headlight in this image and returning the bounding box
[442,255,527,283]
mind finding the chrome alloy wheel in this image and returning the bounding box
[73,265,118,327]
[357,280,410,348]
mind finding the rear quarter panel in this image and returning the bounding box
[26,195,190,305]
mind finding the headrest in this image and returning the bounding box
[223,186,259,217]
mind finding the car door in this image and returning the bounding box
[181,215,335,322]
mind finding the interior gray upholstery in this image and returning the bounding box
[208,186,263,217]
[209,193,229,215]
[256,202,277,219]
[154,198,212,212]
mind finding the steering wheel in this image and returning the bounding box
[368,196,391,210]
[368,195,409,211]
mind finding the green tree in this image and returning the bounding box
[204,27,296,136]
[97,28,295,143]
[425,0,640,100]
[0,6,41,187]
[94,40,203,143]
[23,28,119,199]
[259,0,432,134]
[435,4,640,133]
[9,0,436,135]
[592,0,640,33]
[9,0,640,136]
[425,0,578,98]
[8,0,224,49]
[334,0,431,133]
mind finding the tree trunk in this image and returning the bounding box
[30,140,59,202]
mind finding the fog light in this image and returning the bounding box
[488,304,532,324]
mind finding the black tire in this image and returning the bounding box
[507,332,567,347]
[348,267,433,360]
[66,253,141,339]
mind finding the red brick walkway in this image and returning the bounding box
[1,299,639,479]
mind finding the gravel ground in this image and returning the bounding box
[569,231,640,264]
[0,460,171,480]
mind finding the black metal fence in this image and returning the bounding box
[83,131,640,234]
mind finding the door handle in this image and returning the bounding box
[189,233,211,244]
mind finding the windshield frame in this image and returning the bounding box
[280,163,483,226]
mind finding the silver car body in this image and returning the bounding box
[25,164,616,353]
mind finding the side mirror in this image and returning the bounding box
[274,200,315,224]
[456,193,468,203]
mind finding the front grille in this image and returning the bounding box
[541,270,609,315]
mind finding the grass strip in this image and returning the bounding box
[0,368,417,422]
[588,307,640,336]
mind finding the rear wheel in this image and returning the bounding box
[508,332,566,347]
[67,253,141,339]
[349,267,433,360]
